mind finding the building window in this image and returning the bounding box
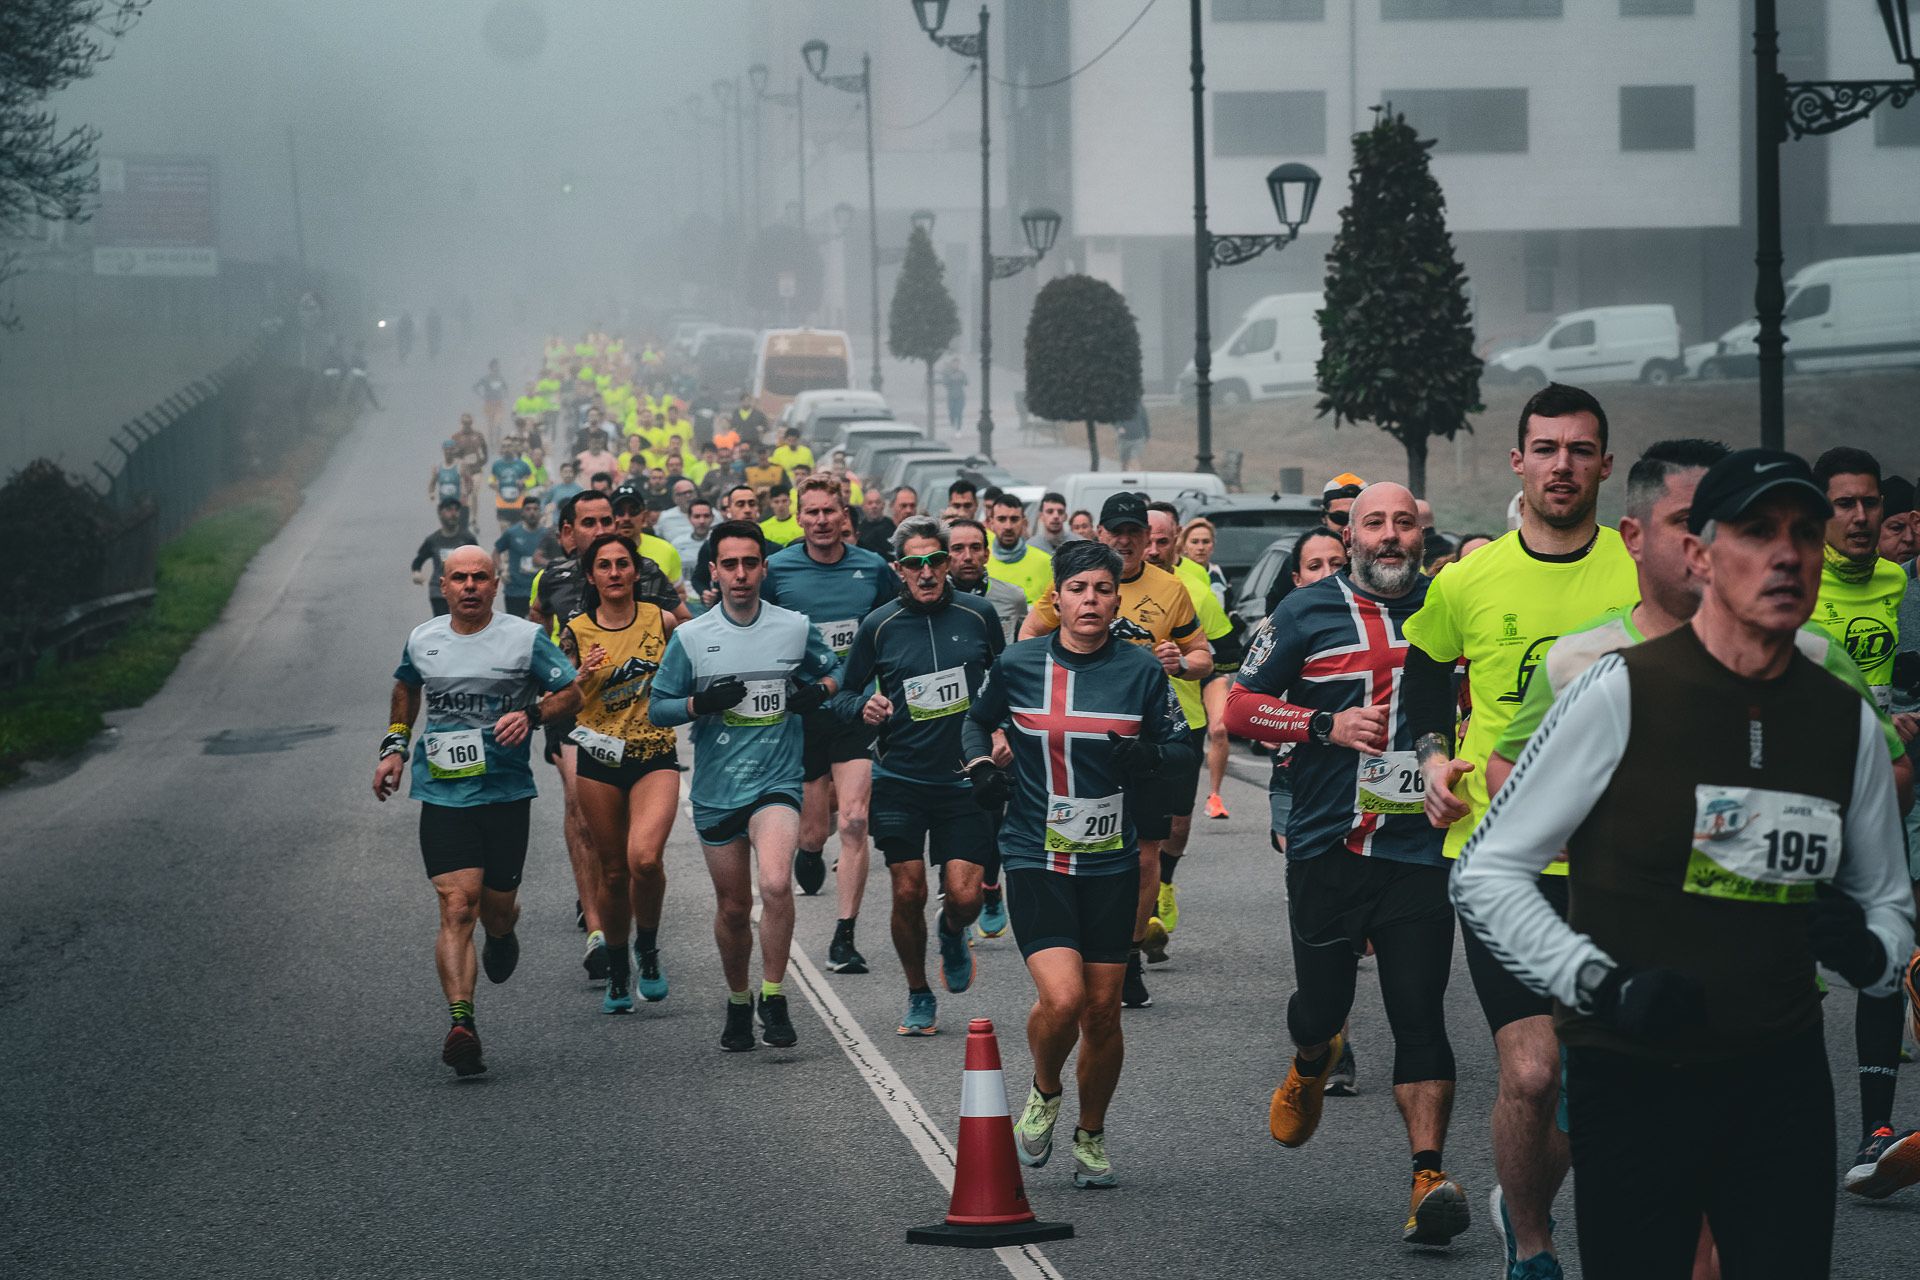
[1216,0,1324,18]
[1214,90,1327,157]
[1876,104,1920,147]
[1621,0,1693,14]
[1619,85,1695,151]
[1383,0,1560,18]
[1385,88,1528,153]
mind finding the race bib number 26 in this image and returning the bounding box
[1355,750,1423,816]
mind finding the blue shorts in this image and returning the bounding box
[693,793,801,846]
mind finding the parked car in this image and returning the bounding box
[861,443,951,486]
[1054,471,1228,520]
[833,423,931,466]
[1176,291,1324,404]
[1232,537,1296,632]
[780,388,888,432]
[802,405,895,446]
[690,327,757,401]
[1174,492,1325,584]
[1486,305,1683,386]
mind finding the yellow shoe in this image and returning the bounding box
[1403,1169,1470,1245]
[1142,916,1170,965]
[1269,1032,1343,1148]
[1157,881,1179,933]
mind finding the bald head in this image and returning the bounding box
[1348,483,1422,598]
[443,545,492,577]
[441,544,498,623]
[1353,482,1418,524]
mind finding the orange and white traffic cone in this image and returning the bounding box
[908,1018,1074,1248]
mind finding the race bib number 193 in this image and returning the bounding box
[1685,785,1842,904]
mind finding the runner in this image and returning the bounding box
[966,539,1196,1189]
[372,546,582,1077]
[559,533,680,1014]
[1402,383,1637,1280]
[412,498,472,618]
[762,476,901,973]
[831,515,1006,1034]
[1031,491,1078,556]
[759,482,802,547]
[475,358,510,442]
[947,479,979,522]
[451,414,490,482]
[1019,492,1211,1010]
[987,492,1054,605]
[1452,447,1915,1279]
[492,499,545,618]
[429,441,468,511]
[1225,482,1469,1248]
[488,433,534,536]
[1180,518,1236,819]
[650,520,840,1051]
[950,517,1029,643]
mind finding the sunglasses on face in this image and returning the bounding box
[1325,509,1350,527]
[897,551,951,571]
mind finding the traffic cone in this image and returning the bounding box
[908,1018,1074,1248]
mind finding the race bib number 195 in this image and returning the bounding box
[1686,785,1842,904]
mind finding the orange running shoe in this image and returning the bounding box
[1205,792,1229,820]
[1269,1032,1343,1148]
[1404,1169,1470,1245]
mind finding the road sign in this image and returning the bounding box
[92,155,218,276]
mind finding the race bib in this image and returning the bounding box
[904,665,969,721]
[438,480,461,500]
[499,483,522,502]
[724,678,787,727]
[816,618,858,657]
[568,724,625,767]
[424,728,486,780]
[517,554,535,575]
[1045,792,1125,856]
[1355,751,1424,815]
[1685,785,1842,904]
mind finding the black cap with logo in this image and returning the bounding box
[1098,491,1149,531]
[1686,448,1832,534]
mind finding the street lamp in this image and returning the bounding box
[1753,0,1918,451]
[752,64,807,231]
[991,206,1060,278]
[803,38,883,393]
[911,208,937,235]
[712,77,750,233]
[1186,0,1319,475]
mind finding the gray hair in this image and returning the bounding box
[891,514,948,559]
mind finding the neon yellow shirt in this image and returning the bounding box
[1169,559,1232,729]
[639,531,683,585]
[760,514,802,546]
[1401,527,1638,869]
[770,444,815,473]
[1811,549,1904,712]
[986,543,1053,605]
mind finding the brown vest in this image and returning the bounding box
[1557,624,1858,1060]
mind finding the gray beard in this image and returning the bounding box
[1351,546,1419,597]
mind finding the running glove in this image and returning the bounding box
[692,676,748,715]
[1106,730,1161,783]
[787,681,831,716]
[1808,884,1888,990]
[968,761,1012,810]
[1589,965,1708,1043]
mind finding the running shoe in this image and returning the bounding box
[1015,1085,1062,1167]
[898,990,938,1036]
[794,848,826,896]
[1205,792,1229,820]
[827,924,869,975]
[635,947,668,1002]
[1325,1040,1358,1097]
[721,1000,756,1052]
[480,930,520,985]
[1157,881,1180,933]
[1142,917,1170,966]
[441,1024,487,1077]
[977,887,1009,938]
[1122,951,1152,1008]
[1404,1169,1470,1246]
[582,931,609,983]
[757,993,798,1047]
[1268,1032,1343,1147]
[603,974,635,1015]
[1071,1128,1117,1189]
[937,914,975,993]
[1843,1127,1920,1199]
[1490,1186,1563,1279]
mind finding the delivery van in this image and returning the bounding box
[1178,292,1323,404]
[1488,305,1682,386]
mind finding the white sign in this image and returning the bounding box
[93,246,219,277]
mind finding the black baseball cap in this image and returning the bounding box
[437,496,462,511]
[610,484,644,511]
[1686,448,1832,534]
[1099,491,1149,531]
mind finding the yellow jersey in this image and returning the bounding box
[986,543,1053,605]
[563,603,677,764]
[760,514,802,546]
[1811,549,1905,712]
[1402,526,1638,868]
[1031,561,1198,653]
[638,531,683,585]
[770,443,815,473]
[1169,558,1233,730]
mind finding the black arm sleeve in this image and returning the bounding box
[1402,644,1457,755]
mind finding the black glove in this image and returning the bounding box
[1589,965,1708,1043]
[1106,730,1162,784]
[691,676,748,716]
[1808,883,1888,990]
[787,680,831,717]
[968,761,1012,810]
[1894,649,1920,697]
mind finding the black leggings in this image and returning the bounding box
[1284,853,1457,1085]
[1567,1025,1834,1280]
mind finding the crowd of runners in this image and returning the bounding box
[373,333,1919,1278]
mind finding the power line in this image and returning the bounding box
[988,0,1157,90]
[882,64,977,131]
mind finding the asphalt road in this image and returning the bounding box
[4,354,1917,1279]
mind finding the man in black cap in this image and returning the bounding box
[1454,448,1915,1279]
[412,498,474,617]
[1020,489,1212,1010]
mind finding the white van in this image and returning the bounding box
[1056,471,1228,519]
[1178,292,1323,404]
[1488,305,1682,386]
[1775,253,1920,374]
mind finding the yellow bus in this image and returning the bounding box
[753,328,853,422]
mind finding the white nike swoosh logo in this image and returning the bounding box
[1754,462,1790,472]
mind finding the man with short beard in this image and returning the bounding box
[950,517,1028,643]
[1225,483,1470,1250]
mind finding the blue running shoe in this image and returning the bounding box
[977,888,1009,939]
[897,990,937,1036]
[635,946,668,1002]
[602,974,634,1014]
[937,913,975,993]
[1490,1186,1562,1279]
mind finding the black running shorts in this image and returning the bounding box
[419,798,532,892]
[870,776,993,866]
[1461,872,1570,1033]
[801,707,875,782]
[696,792,802,847]
[575,746,679,791]
[1006,865,1139,966]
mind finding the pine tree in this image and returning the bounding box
[1316,108,1483,498]
[1024,275,1142,473]
[886,226,960,435]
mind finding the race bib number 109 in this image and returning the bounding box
[1685,785,1842,904]
[724,679,787,727]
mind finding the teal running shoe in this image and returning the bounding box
[937,914,975,993]
[897,990,937,1036]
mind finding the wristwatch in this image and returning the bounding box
[525,699,544,730]
[1309,710,1335,746]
